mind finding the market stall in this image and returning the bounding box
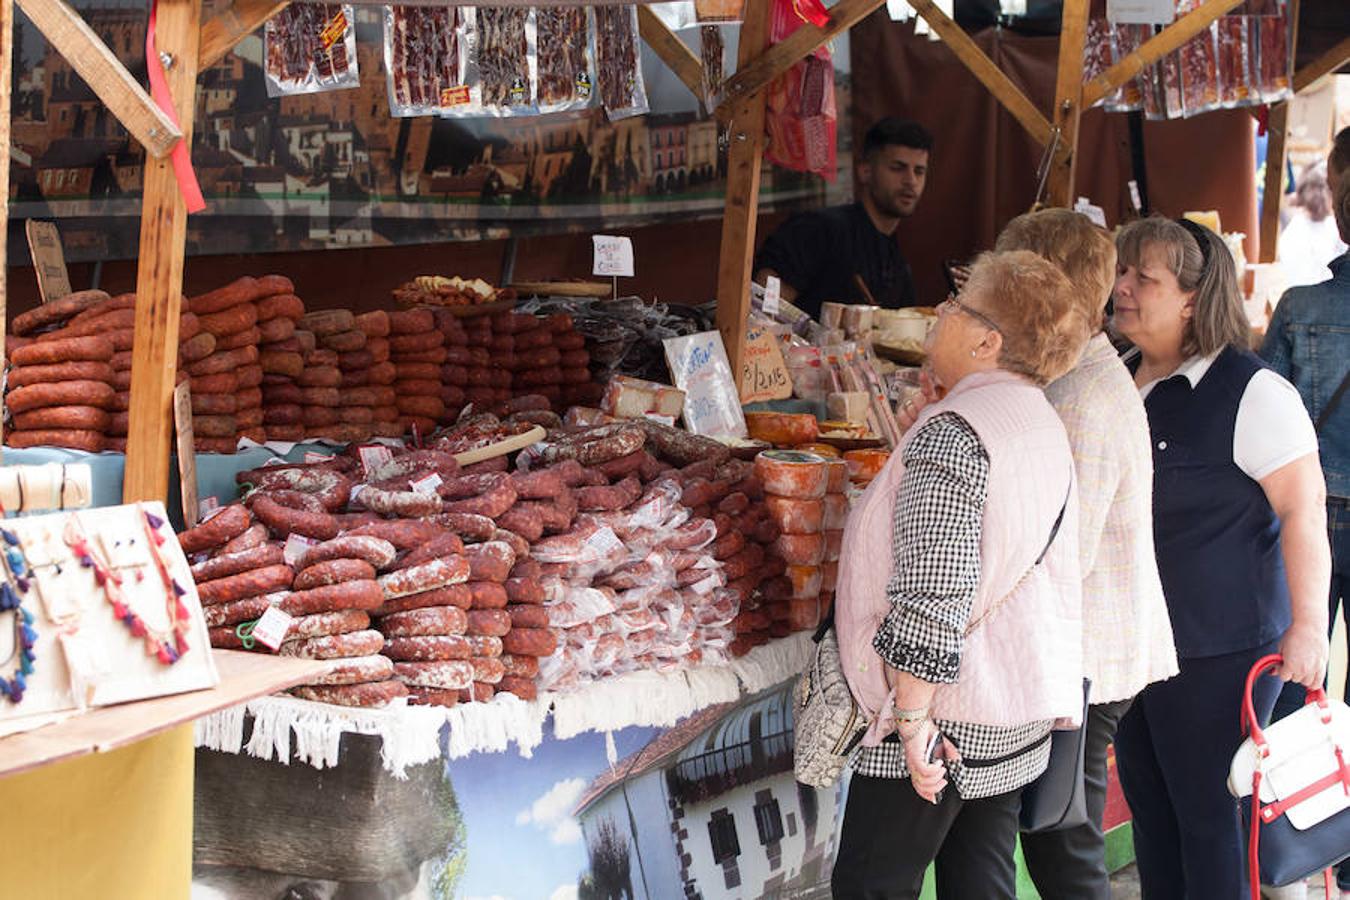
[0,0,1346,895]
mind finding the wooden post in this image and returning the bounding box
[1045,0,1089,208]
[198,0,291,70]
[124,0,201,504]
[909,0,1053,147]
[15,0,181,158]
[0,0,12,454]
[713,0,771,382]
[636,6,706,102]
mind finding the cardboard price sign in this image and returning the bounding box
[26,221,72,303]
[173,382,200,527]
[739,326,793,403]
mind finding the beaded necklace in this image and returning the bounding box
[0,529,38,703]
[63,514,189,666]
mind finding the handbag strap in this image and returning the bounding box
[1316,367,1350,433]
[965,480,1071,636]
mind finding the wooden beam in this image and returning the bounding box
[14,0,181,158]
[0,0,12,456]
[909,0,1053,147]
[636,6,705,103]
[1260,101,1288,264]
[714,0,772,384]
[124,0,201,504]
[199,0,289,71]
[1045,0,1089,208]
[1082,0,1243,108]
[715,0,885,122]
[1293,34,1350,94]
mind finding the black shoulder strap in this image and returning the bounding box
[1033,482,1072,568]
[1316,368,1350,433]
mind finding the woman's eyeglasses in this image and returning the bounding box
[938,295,1003,334]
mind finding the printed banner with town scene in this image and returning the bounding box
[10,0,853,264]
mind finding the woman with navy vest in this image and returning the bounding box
[833,251,1087,899]
[1111,217,1330,899]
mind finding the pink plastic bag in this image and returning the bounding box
[763,0,837,181]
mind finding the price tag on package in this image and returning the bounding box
[1106,0,1173,24]
[198,496,221,520]
[358,444,394,474]
[410,473,443,495]
[764,275,782,317]
[251,606,294,652]
[304,451,333,464]
[283,533,316,567]
[585,526,623,558]
[592,235,635,278]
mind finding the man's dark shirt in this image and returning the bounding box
[755,202,919,321]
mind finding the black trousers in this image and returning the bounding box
[832,773,1023,900]
[1114,641,1281,900]
[1020,697,1134,900]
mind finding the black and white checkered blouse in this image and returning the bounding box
[853,412,1053,799]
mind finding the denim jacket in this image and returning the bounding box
[1260,252,1350,499]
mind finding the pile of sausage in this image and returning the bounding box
[5,288,198,453]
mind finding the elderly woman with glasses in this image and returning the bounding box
[1110,217,1329,899]
[832,250,1089,900]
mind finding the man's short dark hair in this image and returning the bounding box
[1332,127,1350,182]
[862,118,933,161]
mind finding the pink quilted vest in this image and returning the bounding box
[835,370,1083,746]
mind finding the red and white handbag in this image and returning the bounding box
[1228,654,1350,899]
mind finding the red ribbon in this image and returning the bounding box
[792,0,831,30]
[145,0,205,213]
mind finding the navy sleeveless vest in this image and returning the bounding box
[1143,346,1291,658]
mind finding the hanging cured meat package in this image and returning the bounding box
[764,0,836,180]
[1216,16,1252,107]
[264,3,360,97]
[477,7,538,114]
[384,5,481,117]
[1178,19,1221,116]
[535,7,595,114]
[1081,18,1114,109]
[700,25,726,109]
[1251,12,1292,103]
[594,6,649,120]
[1106,25,1150,113]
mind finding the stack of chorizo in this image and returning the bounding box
[6,332,117,452]
[432,309,469,424]
[388,308,445,436]
[184,276,279,452]
[350,310,403,439]
[551,313,603,410]
[255,281,308,443]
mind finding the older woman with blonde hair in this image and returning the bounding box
[832,250,1086,899]
[1111,216,1329,899]
[991,209,1178,900]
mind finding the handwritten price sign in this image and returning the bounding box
[592,235,635,277]
[739,326,793,403]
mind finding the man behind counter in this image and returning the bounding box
[755,118,931,320]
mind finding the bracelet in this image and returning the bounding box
[896,717,927,744]
[893,704,929,723]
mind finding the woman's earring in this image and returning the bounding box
[970,348,978,357]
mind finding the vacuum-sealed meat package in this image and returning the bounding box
[1252,13,1291,103]
[700,25,725,109]
[1107,24,1150,113]
[1216,16,1252,107]
[594,5,649,120]
[384,5,480,117]
[1081,18,1113,109]
[265,3,359,96]
[536,7,595,113]
[1179,20,1220,116]
[477,7,536,114]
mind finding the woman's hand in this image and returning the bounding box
[897,370,941,432]
[1279,622,1329,690]
[903,719,959,804]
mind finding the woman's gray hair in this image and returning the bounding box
[1115,216,1250,357]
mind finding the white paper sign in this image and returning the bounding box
[198,497,221,520]
[764,275,782,317]
[585,526,623,558]
[251,606,294,652]
[592,235,635,278]
[357,444,394,473]
[1107,0,1173,25]
[283,533,316,567]
[410,473,443,495]
[662,331,749,439]
[1075,197,1108,228]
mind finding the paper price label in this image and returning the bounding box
[358,444,394,473]
[1106,0,1173,24]
[199,497,222,520]
[303,451,333,464]
[319,9,348,49]
[1128,180,1143,214]
[441,85,472,107]
[764,276,782,317]
[643,412,676,427]
[410,473,443,495]
[585,526,623,558]
[592,235,635,278]
[251,606,294,652]
[283,533,316,567]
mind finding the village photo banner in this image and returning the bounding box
[9,1,852,264]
